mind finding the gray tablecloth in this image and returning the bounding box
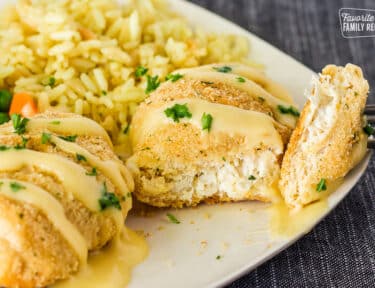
[188,0,375,287]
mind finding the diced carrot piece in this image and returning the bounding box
[9,92,38,117]
[78,27,96,40]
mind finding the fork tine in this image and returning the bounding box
[365,104,375,115]
[368,138,375,149]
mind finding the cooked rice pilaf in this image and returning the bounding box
[0,0,252,156]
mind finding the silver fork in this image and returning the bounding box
[365,104,375,149]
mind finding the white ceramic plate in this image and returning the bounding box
[0,0,370,287]
[126,1,372,287]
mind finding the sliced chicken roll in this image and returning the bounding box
[0,112,133,288]
[279,64,369,209]
[128,64,298,208]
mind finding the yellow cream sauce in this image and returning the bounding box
[0,116,147,288]
[0,179,87,264]
[53,228,148,288]
[269,179,343,238]
[173,67,297,128]
[132,98,285,155]
[176,63,294,103]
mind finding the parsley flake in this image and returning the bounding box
[58,135,77,142]
[166,213,180,224]
[213,66,232,73]
[86,167,97,176]
[76,153,87,162]
[41,132,51,144]
[0,112,10,125]
[316,179,327,192]
[145,75,161,94]
[164,103,192,122]
[49,120,60,125]
[216,255,222,260]
[15,136,28,149]
[10,182,25,192]
[123,124,130,134]
[99,182,121,210]
[11,114,29,135]
[201,112,213,131]
[135,66,148,77]
[248,175,256,180]
[42,76,56,87]
[277,105,300,117]
[236,76,246,83]
[166,73,184,82]
[0,146,10,151]
[201,81,214,85]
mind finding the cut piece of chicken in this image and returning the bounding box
[128,64,297,208]
[0,112,133,288]
[279,64,369,209]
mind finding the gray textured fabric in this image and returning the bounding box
[187,0,375,287]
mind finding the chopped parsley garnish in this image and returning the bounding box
[258,97,265,102]
[11,114,29,135]
[0,145,10,151]
[86,167,97,176]
[248,175,256,180]
[123,124,130,134]
[236,76,246,83]
[0,89,12,112]
[10,182,25,192]
[58,135,77,142]
[201,112,213,131]
[316,178,327,192]
[0,112,10,125]
[145,75,161,94]
[15,136,28,149]
[101,90,107,96]
[42,76,56,87]
[166,73,184,82]
[277,105,300,117]
[166,213,180,224]
[363,124,374,136]
[41,132,51,144]
[216,255,222,260]
[76,153,87,162]
[201,81,214,85]
[49,120,60,125]
[213,66,232,73]
[48,76,56,87]
[99,182,121,210]
[222,156,226,161]
[164,103,192,122]
[135,66,148,77]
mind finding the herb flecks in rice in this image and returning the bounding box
[0,0,250,150]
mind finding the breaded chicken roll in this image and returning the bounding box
[0,112,133,288]
[280,64,369,209]
[128,64,299,208]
